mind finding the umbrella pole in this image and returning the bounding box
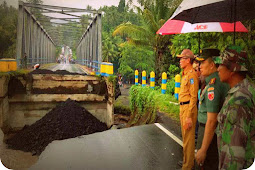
[199,32,201,55]
[234,22,236,45]
[233,0,237,45]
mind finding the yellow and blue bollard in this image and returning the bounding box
[142,71,146,87]
[135,70,139,85]
[161,72,167,94]
[175,74,181,100]
[100,62,113,77]
[150,71,155,89]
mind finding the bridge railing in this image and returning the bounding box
[76,59,101,73]
[16,1,56,69]
[76,13,102,73]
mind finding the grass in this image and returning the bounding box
[129,85,180,124]
[154,92,180,122]
[0,69,31,78]
[114,94,131,116]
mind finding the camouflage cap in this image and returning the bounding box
[214,45,248,72]
[196,48,220,61]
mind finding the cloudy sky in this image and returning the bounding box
[1,0,139,9]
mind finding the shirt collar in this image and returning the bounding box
[228,78,247,94]
[183,66,193,75]
[205,72,218,84]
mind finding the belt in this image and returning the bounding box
[180,101,190,105]
[199,123,206,127]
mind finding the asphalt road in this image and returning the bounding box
[30,124,183,170]
[46,64,86,74]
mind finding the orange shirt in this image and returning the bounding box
[179,67,199,118]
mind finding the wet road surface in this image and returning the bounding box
[46,64,86,74]
[30,124,183,170]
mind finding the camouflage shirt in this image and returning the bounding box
[216,78,255,170]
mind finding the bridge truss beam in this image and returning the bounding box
[17,1,56,68]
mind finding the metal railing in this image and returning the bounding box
[76,13,102,73]
[16,1,56,69]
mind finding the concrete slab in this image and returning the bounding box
[30,124,182,170]
[0,128,3,145]
[50,64,86,74]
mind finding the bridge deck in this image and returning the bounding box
[44,63,88,74]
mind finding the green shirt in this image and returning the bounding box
[198,72,229,124]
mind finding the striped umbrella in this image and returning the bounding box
[157,20,248,52]
[157,20,248,35]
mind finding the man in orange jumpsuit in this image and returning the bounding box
[177,49,199,170]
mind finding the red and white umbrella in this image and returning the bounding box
[157,20,248,35]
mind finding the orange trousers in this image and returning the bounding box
[180,104,197,170]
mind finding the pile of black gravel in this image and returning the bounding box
[30,69,87,75]
[6,99,108,155]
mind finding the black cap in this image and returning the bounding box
[196,48,220,61]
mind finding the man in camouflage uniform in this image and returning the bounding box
[216,45,255,169]
[195,49,229,170]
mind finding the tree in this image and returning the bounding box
[100,5,142,33]
[118,44,154,83]
[102,32,122,62]
[80,15,90,32]
[113,8,172,83]
[0,1,17,58]
[118,0,125,13]
[26,0,43,18]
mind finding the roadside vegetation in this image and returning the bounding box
[129,85,179,126]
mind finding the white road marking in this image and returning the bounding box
[155,123,183,147]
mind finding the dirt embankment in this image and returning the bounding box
[6,99,108,155]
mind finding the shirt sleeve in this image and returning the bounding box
[187,72,199,118]
[219,103,254,170]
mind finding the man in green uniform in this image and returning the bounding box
[195,49,229,169]
[216,46,255,169]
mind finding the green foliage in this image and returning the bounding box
[102,32,122,62]
[129,85,157,124]
[166,78,175,95]
[101,5,142,33]
[114,104,131,116]
[168,64,180,78]
[129,85,179,125]
[0,2,17,58]
[107,75,117,84]
[118,44,154,82]
[113,7,174,83]
[118,0,126,13]
[0,69,30,78]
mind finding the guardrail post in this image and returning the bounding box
[142,71,146,87]
[175,74,181,100]
[161,72,167,94]
[135,70,138,85]
[150,71,155,89]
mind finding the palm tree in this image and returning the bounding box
[113,8,171,83]
[102,38,118,62]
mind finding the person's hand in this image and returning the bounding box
[195,149,207,166]
[185,117,192,130]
